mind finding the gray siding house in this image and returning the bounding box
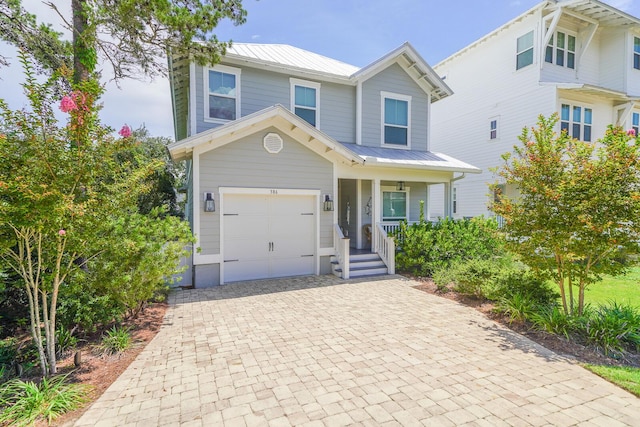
[169,43,480,287]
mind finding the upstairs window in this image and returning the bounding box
[206,66,240,122]
[516,31,534,70]
[290,78,320,127]
[633,112,639,135]
[381,92,411,147]
[560,103,592,141]
[546,31,576,69]
[490,118,499,140]
[634,37,640,70]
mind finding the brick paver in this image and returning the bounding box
[72,275,640,426]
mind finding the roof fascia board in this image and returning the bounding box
[360,157,481,174]
[569,0,640,26]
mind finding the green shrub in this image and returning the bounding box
[581,302,640,357]
[450,259,502,299]
[55,326,78,358]
[488,267,557,305]
[99,326,132,355]
[0,374,89,426]
[495,293,538,324]
[395,217,504,277]
[529,305,580,339]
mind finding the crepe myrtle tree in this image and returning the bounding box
[491,114,640,316]
[0,55,160,376]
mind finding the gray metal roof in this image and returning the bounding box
[226,43,360,77]
[340,143,481,173]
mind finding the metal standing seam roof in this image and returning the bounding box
[339,143,481,173]
[225,43,360,77]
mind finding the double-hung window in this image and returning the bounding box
[381,92,411,147]
[634,37,640,70]
[489,118,499,140]
[545,31,576,69]
[290,78,320,127]
[206,65,240,122]
[516,31,534,70]
[560,103,592,141]
[382,186,409,221]
[632,112,639,135]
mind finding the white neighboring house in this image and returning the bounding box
[168,43,480,287]
[431,0,640,219]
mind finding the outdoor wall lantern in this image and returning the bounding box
[323,194,334,211]
[396,181,405,191]
[203,192,215,212]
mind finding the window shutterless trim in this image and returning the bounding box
[516,30,534,70]
[290,78,321,128]
[204,64,241,124]
[380,91,412,149]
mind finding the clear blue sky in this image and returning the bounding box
[1,0,639,139]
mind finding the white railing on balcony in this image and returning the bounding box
[375,223,395,275]
[334,224,350,279]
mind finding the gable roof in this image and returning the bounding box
[436,0,640,69]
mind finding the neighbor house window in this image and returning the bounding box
[560,103,592,141]
[381,92,411,147]
[545,30,576,69]
[634,37,640,70]
[205,65,240,122]
[290,78,320,127]
[516,31,534,70]
[382,188,408,221]
[633,112,639,135]
[452,187,457,214]
[490,118,499,140]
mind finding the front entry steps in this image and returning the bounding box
[331,252,388,278]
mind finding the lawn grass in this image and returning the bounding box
[583,266,640,308]
[584,364,640,397]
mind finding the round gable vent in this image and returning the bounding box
[263,132,283,154]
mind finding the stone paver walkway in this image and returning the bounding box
[73,275,640,426]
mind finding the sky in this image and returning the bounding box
[1,0,640,139]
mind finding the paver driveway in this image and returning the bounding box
[73,275,640,426]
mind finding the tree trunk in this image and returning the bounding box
[72,0,90,84]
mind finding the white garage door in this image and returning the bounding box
[223,193,316,282]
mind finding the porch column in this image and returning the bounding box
[356,179,362,249]
[372,178,381,251]
[443,182,452,218]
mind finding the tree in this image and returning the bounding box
[1,0,246,83]
[0,56,157,375]
[491,114,640,315]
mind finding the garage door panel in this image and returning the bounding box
[270,256,315,278]
[224,195,268,215]
[224,215,269,239]
[269,214,314,236]
[269,196,314,216]
[224,260,269,282]
[224,238,269,260]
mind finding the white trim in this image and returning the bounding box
[356,81,363,145]
[189,62,197,136]
[203,64,241,124]
[381,185,410,222]
[290,78,321,128]
[516,29,535,71]
[318,247,334,257]
[356,179,362,249]
[192,150,201,258]
[380,91,412,149]
[194,254,222,265]
[558,100,594,141]
[544,27,577,70]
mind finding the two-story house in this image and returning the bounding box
[168,43,479,287]
[431,0,640,219]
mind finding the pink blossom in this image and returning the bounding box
[58,229,66,236]
[628,129,636,137]
[59,96,78,113]
[118,124,132,138]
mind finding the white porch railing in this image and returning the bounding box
[375,223,395,275]
[334,224,350,279]
[380,221,419,235]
